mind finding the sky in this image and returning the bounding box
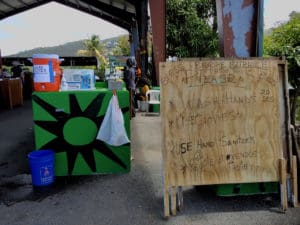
[264,0,300,29]
[0,2,128,56]
[0,0,299,56]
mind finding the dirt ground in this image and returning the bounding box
[0,100,300,225]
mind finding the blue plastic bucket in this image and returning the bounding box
[28,150,55,186]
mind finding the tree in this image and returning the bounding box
[77,35,108,79]
[264,12,300,125]
[166,0,218,58]
[112,35,130,56]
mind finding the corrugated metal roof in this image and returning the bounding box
[0,0,137,30]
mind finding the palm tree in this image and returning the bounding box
[112,35,130,56]
[77,35,108,68]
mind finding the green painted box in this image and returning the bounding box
[32,89,131,176]
[215,182,278,196]
[151,86,160,113]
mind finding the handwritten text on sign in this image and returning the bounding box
[160,59,282,186]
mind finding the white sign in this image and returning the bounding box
[33,64,51,83]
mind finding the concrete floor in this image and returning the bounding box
[0,100,300,225]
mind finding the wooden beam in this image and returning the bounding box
[163,185,170,219]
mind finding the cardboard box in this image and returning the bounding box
[62,69,95,90]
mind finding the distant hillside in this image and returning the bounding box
[8,40,86,57]
[8,36,123,57]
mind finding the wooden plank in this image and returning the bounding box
[292,155,298,207]
[163,184,170,218]
[160,59,283,186]
[279,158,288,211]
[163,138,170,218]
[278,62,291,166]
[278,61,293,172]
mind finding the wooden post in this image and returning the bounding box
[279,158,288,211]
[163,185,170,219]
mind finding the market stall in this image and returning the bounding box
[31,55,131,176]
[32,88,131,176]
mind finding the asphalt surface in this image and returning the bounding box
[0,99,300,225]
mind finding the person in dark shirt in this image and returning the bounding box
[123,57,136,117]
[11,61,24,79]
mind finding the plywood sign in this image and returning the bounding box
[160,59,283,186]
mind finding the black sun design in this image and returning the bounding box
[32,93,129,175]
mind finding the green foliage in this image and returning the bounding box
[166,0,218,57]
[94,68,106,81]
[77,35,108,78]
[112,35,130,56]
[264,12,300,86]
[264,12,300,124]
[83,35,105,55]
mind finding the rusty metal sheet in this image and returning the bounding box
[216,0,259,57]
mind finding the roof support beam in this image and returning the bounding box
[76,0,135,22]
[54,1,132,31]
[1,0,17,10]
[0,1,136,31]
[16,0,29,7]
[0,0,52,20]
